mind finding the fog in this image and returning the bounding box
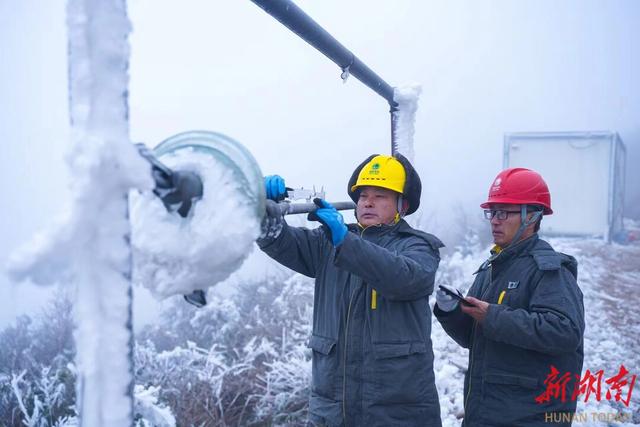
[1,0,639,327]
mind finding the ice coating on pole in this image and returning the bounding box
[130,149,261,299]
[392,84,422,164]
[66,0,148,422]
[67,0,147,424]
[8,0,152,425]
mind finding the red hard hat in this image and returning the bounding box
[480,168,553,215]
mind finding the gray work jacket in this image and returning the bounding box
[435,235,584,427]
[259,219,444,426]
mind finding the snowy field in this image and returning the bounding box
[2,233,639,425]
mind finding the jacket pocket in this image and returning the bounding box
[369,342,434,405]
[480,373,541,425]
[308,335,336,355]
[307,335,338,399]
[483,373,539,389]
[372,341,427,359]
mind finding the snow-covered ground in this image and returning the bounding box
[433,235,640,426]
[3,231,638,425]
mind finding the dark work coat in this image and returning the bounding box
[259,219,444,427]
[435,235,584,427]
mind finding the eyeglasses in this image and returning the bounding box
[483,209,521,220]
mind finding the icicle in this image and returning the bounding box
[341,65,351,83]
[392,84,422,164]
[340,54,354,83]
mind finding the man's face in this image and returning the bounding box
[488,203,534,247]
[356,186,399,227]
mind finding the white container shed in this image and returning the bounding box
[503,131,626,242]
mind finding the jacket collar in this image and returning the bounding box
[476,234,539,273]
[349,218,406,236]
[495,233,539,263]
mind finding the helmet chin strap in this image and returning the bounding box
[504,205,543,249]
[392,195,405,224]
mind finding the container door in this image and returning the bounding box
[506,135,610,237]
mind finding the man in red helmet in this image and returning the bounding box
[435,168,584,426]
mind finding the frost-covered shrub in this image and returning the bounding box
[2,270,315,425]
[7,366,76,427]
[134,384,176,427]
[0,315,37,377]
[136,273,314,425]
[254,340,311,424]
[0,291,76,427]
[435,229,487,294]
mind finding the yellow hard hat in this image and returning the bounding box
[350,155,406,194]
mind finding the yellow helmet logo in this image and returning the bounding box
[350,155,406,194]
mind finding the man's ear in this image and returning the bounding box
[401,199,410,215]
[526,210,542,232]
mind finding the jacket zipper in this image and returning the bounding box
[341,225,375,424]
[342,286,357,426]
[341,224,388,424]
[464,263,494,411]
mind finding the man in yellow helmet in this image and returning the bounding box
[258,154,444,426]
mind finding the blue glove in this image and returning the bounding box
[307,198,348,247]
[264,175,287,201]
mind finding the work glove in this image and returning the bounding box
[435,288,459,313]
[264,175,287,201]
[259,199,285,241]
[307,198,348,247]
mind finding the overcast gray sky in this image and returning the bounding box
[1,0,639,326]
